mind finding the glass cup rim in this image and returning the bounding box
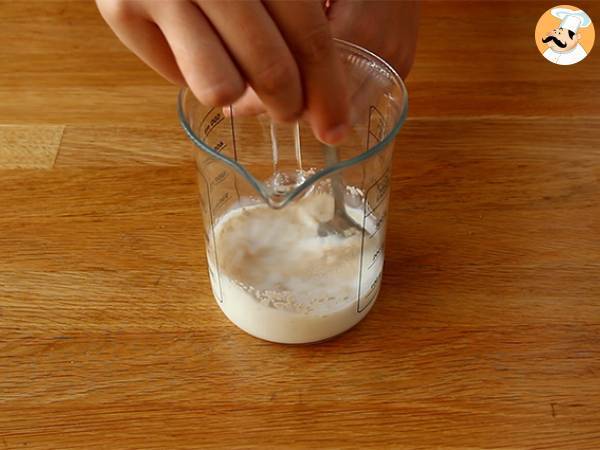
[178,39,409,208]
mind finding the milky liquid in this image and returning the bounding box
[207,191,383,344]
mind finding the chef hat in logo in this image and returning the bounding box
[551,7,592,33]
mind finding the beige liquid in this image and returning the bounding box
[207,192,383,343]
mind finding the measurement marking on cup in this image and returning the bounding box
[366,105,386,150]
[375,173,390,202]
[357,167,391,313]
[366,214,386,243]
[374,211,386,234]
[371,105,386,137]
[213,192,230,213]
[365,193,388,218]
[367,247,383,270]
[368,131,381,144]
[370,272,382,291]
[204,112,224,137]
[211,170,228,187]
[358,271,382,313]
[365,173,390,217]
[214,141,226,152]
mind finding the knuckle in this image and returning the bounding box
[195,81,244,107]
[96,0,137,22]
[254,60,296,98]
[296,24,332,64]
[276,107,302,123]
[270,98,302,123]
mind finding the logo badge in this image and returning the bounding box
[535,5,595,65]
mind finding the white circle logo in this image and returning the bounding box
[535,5,595,65]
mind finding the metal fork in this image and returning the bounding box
[317,145,363,238]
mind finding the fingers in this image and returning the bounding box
[97,0,351,144]
[95,0,184,85]
[223,87,266,118]
[264,0,350,144]
[198,0,303,122]
[150,1,245,106]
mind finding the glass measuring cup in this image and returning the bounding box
[178,40,408,344]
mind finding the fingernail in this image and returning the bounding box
[322,123,350,145]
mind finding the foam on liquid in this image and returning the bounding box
[207,191,383,343]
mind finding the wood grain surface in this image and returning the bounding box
[1,1,600,449]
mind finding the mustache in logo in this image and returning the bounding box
[542,35,567,48]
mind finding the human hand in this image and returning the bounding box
[225,0,419,122]
[96,0,350,144]
[327,0,419,80]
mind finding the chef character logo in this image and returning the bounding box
[535,5,594,65]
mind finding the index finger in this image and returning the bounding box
[264,1,350,144]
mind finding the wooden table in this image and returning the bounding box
[2,1,599,448]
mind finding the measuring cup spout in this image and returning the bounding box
[178,102,313,209]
